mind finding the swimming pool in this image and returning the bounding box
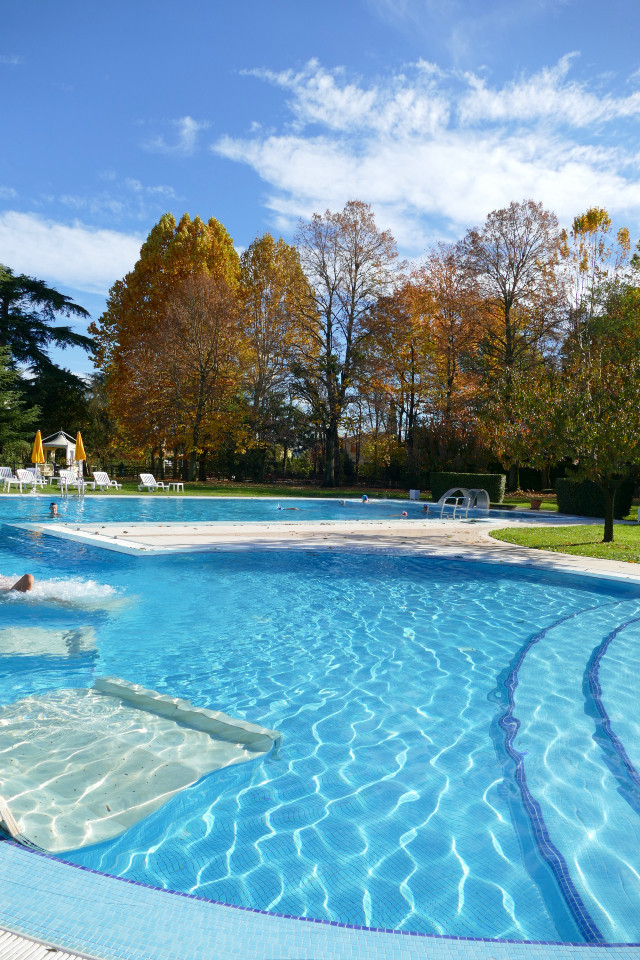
[0,493,497,525]
[2,517,640,947]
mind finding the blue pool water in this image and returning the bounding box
[1,508,640,944]
[0,493,486,524]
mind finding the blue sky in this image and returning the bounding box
[2,0,640,374]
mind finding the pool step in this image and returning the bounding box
[512,599,640,943]
[0,678,280,854]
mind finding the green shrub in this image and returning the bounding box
[555,477,635,519]
[430,472,507,504]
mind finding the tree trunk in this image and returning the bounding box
[188,450,197,481]
[603,485,615,543]
[507,463,519,491]
[541,464,550,490]
[199,449,207,482]
[324,428,336,486]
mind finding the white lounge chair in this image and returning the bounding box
[53,468,95,492]
[17,468,47,489]
[92,471,121,491]
[0,467,24,492]
[138,473,167,491]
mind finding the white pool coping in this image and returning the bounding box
[3,505,640,959]
[11,512,640,587]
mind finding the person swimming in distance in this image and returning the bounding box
[422,504,430,513]
[362,494,369,502]
[0,574,35,593]
[49,502,58,518]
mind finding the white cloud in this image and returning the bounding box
[0,212,143,294]
[214,58,640,253]
[458,55,640,127]
[145,116,210,156]
[0,186,17,199]
[0,54,22,66]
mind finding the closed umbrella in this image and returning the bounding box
[30,431,44,493]
[75,432,86,482]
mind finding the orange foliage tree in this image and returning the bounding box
[91,212,240,475]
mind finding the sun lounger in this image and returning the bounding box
[138,473,167,491]
[16,468,47,489]
[0,467,24,492]
[92,470,121,491]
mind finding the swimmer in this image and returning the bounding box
[0,574,34,593]
[422,504,430,513]
[362,494,369,502]
[49,502,58,518]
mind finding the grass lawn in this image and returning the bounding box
[490,523,640,563]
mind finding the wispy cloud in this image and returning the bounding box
[0,212,143,294]
[213,57,640,253]
[144,116,210,156]
[0,186,17,199]
[0,54,23,66]
[54,175,177,221]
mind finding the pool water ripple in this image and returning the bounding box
[2,515,640,944]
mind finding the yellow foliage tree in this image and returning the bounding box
[91,212,240,474]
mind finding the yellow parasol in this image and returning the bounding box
[30,430,45,492]
[31,430,44,466]
[74,431,86,483]
[75,431,86,462]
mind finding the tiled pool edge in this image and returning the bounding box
[4,522,640,959]
[2,840,640,960]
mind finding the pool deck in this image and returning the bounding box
[3,512,640,959]
[17,513,640,586]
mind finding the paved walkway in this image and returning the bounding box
[0,925,92,959]
[19,514,640,585]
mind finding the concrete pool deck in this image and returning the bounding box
[15,512,640,585]
[3,512,640,959]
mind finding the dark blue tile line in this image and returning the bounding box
[7,835,640,949]
[498,603,611,945]
[584,614,640,810]
[3,602,639,951]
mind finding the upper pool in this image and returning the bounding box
[0,494,496,525]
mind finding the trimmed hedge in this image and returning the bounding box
[555,477,635,519]
[430,472,506,504]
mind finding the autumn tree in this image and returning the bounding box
[463,200,564,389]
[239,234,314,477]
[91,213,240,469]
[293,201,397,486]
[156,272,244,480]
[561,207,631,355]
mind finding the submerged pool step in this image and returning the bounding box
[0,678,280,854]
[512,599,640,943]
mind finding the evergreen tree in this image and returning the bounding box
[0,264,91,370]
[0,346,39,461]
